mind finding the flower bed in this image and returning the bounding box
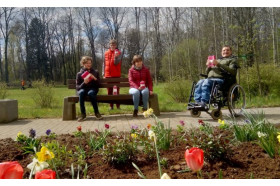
[1,109,280,179]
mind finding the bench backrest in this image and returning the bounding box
[67,78,130,89]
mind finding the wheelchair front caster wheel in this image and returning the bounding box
[190,109,201,117]
[210,109,222,120]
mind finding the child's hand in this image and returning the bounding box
[84,78,89,84]
[115,52,120,57]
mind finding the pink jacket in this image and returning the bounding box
[128,65,153,91]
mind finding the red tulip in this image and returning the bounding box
[77,126,82,131]
[198,120,204,125]
[0,161,24,179]
[105,124,110,129]
[35,169,56,179]
[185,147,204,172]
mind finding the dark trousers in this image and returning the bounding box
[78,89,99,115]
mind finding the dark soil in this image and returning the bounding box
[1,130,280,179]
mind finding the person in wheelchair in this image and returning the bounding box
[193,45,238,110]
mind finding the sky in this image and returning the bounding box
[1,0,280,7]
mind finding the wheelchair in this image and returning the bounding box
[187,73,246,120]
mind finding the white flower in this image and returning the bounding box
[148,130,156,140]
[143,108,154,118]
[257,131,266,138]
[161,173,171,179]
[27,158,49,175]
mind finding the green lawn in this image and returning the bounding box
[4,83,279,119]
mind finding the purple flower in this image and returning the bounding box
[95,129,100,133]
[245,119,250,124]
[46,129,51,136]
[179,120,185,126]
[131,124,138,130]
[29,128,36,138]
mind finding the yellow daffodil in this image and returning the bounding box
[17,131,23,137]
[218,119,225,125]
[27,158,49,175]
[277,132,280,143]
[161,173,171,179]
[143,108,154,118]
[36,146,55,162]
[131,133,138,139]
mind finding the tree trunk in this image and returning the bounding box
[212,8,218,57]
[271,8,277,66]
[5,37,9,83]
[0,43,2,81]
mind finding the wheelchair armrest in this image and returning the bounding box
[199,74,208,78]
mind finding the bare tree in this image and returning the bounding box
[99,7,128,44]
[55,18,68,85]
[148,7,163,83]
[0,7,16,83]
[270,7,278,66]
[66,7,77,77]
[77,7,99,69]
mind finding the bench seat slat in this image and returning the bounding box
[67,94,134,105]
[66,94,157,105]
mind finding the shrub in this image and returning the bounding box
[164,78,192,103]
[188,122,234,162]
[102,134,138,165]
[32,80,55,108]
[0,82,8,99]
[240,63,280,97]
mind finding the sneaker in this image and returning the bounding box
[95,113,103,120]
[133,109,138,117]
[199,102,209,110]
[142,108,147,112]
[77,114,86,122]
[194,101,200,106]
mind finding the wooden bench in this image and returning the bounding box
[62,78,160,120]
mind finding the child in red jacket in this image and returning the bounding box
[128,55,153,117]
[104,39,122,110]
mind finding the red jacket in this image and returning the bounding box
[128,65,153,91]
[104,49,121,77]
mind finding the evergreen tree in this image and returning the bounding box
[26,17,49,81]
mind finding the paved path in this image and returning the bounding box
[1,107,280,139]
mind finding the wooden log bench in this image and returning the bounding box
[62,78,160,120]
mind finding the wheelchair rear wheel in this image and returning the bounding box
[227,84,246,117]
[190,109,201,117]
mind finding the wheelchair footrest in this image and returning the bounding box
[187,103,209,111]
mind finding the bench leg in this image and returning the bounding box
[149,94,160,116]
[63,97,76,120]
